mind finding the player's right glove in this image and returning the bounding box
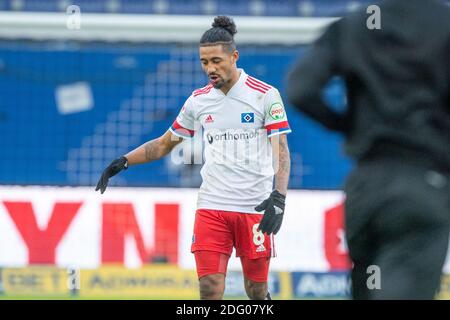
[95,156,128,194]
[255,190,286,235]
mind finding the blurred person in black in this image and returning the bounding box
[288,0,450,299]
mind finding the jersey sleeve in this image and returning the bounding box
[169,96,196,139]
[264,88,292,138]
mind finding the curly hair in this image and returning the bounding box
[200,16,237,52]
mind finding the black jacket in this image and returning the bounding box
[288,0,450,169]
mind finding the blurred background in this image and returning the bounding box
[0,0,448,299]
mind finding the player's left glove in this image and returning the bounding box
[254,190,286,235]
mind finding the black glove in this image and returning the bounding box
[95,156,128,194]
[255,190,286,235]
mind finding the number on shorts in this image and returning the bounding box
[252,223,265,246]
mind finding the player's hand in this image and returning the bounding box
[254,190,286,235]
[95,156,128,194]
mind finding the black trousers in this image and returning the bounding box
[344,156,450,299]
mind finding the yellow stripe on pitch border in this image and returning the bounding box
[278,271,293,300]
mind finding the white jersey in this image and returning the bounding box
[170,69,291,213]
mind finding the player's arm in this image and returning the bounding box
[95,130,183,194]
[125,130,183,165]
[271,134,290,196]
[255,133,290,235]
[255,87,292,235]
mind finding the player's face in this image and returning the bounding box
[199,45,239,89]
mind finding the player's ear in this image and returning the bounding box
[231,50,239,64]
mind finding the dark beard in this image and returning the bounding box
[212,77,229,89]
[212,81,224,89]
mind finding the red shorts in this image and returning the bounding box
[191,209,275,281]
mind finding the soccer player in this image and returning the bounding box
[96,16,291,300]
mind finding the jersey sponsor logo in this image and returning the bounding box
[269,102,285,120]
[206,130,260,144]
[205,114,214,123]
[241,113,254,123]
[206,134,214,144]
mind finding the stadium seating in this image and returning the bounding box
[0,41,352,189]
[1,0,384,189]
[0,0,384,17]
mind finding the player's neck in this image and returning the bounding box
[220,69,241,95]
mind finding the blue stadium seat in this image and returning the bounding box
[0,41,352,189]
[2,0,392,17]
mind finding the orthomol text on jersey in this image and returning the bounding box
[203,128,274,169]
[206,130,261,144]
[169,128,279,167]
